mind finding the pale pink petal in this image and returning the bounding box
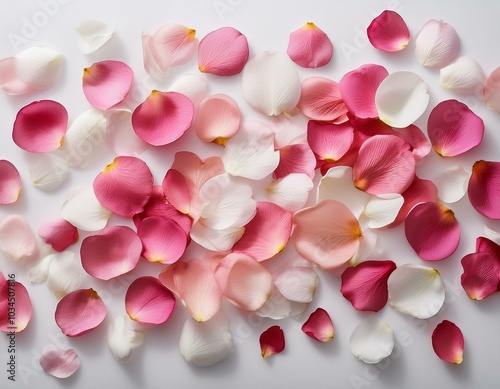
[93,156,153,217]
[301,308,334,342]
[142,24,197,80]
[13,100,67,153]
[80,226,142,280]
[484,67,500,113]
[468,160,500,219]
[339,64,388,119]
[198,27,249,76]
[367,10,410,52]
[39,348,80,378]
[55,288,106,337]
[105,109,149,156]
[0,160,22,204]
[392,124,431,161]
[432,320,464,364]
[132,91,194,146]
[0,274,32,332]
[440,57,485,95]
[125,276,175,327]
[195,94,241,144]
[162,169,191,215]
[291,200,362,269]
[215,253,273,311]
[260,325,285,358]
[158,257,222,322]
[274,143,316,180]
[38,217,78,252]
[287,22,333,68]
[460,252,500,300]
[353,135,415,195]
[405,202,460,260]
[428,99,484,157]
[137,216,187,264]
[266,173,314,212]
[274,265,318,303]
[297,77,348,121]
[415,20,460,68]
[232,202,292,261]
[341,260,396,312]
[0,215,38,261]
[82,60,133,110]
[307,120,354,163]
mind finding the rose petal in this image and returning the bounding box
[274,265,318,303]
[468,160,500,219]
[76,20,114,54]
[0,215,38,261]
[307,120,354,163]
[367,10,410,52]
[168,74,209,111]
[38,217,78,252]
[298,77,348,121]
[46,251,88,299]
[274,143,316,180]
[0,274,32,332]
[162,168,192,214]
[265,173,314,213]
[0,160,22,204]
[29,152,69,191]
[350,229,382,265]
[61,186,112,231]
[350,318,394,364]
[392,124,432,161]
[105,109,149,156]
[364,194,404,229]
[484,67,500,113]
[440,57,485,95]
[415,19,460,68]
[301,308,334,342]
[260,325,285,358]
[432,320,464,364]
[256,288,308,320]
[39,348,80,378]
[287,22,333,68]
[106,316,146,362]
[433,165,471,204]
[461,252,500,300]
[195,94,241,143]
[190,222,244,253]
[55,288,106,337]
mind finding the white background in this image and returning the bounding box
[1,0,500,388]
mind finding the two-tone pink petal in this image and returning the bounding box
[297,77,348,121]
[287,22,333,68]
[38,217,78,252]
[301,308,334,342]
[0,160,22,204]
[468,160,500,219]
[274,143,316,180]
[260,325,285,358]
[0,273,32,332]
[432,320,464,364]
[307,120,354,164]
[39,348,80,378]
[367,10,410,52]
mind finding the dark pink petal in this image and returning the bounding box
[307,120,354,163]
[137,216,187,264]
[38,217,78,252]
[125,276,175,326]
[392,124,431,161]
[162,169,191,215]
[0,274,32,332]
[367,10,410,52]
[198,27,249,76]
[55,288,106,337]
[297,77,348,121]
[260,325,285,358]
[39,348,80,378]
[12,100,68,153]
[405,202,460,261]
[339,64,388,119]
[80,226,142,280]
[353,135,415,194]
[132,91,194,146]
[476,236,500,258]
[389,176,438,227]
[93,156,153,217]
[232,202,292,261]
[82,60,133,110]
[461,251,500,300]
[432,320,464,364]
[468,160,500,219]
[195,94,241,143]
[274,144,316,180]
[341,260,397,312]
[0,160,22,204]
[301,308,334,342]
[287,22,333,68]
[428,100,484,157]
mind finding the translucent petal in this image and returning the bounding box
[61,186,112,231]
[350,318,394,364]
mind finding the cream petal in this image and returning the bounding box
[106,316,146,362]
[415,20,460,68]
[266,173,314,213]
[350,228,382,265]
[256,288,308,320]
[440,57,486,95]
[105,109,149,156]
[46,251,88,299]
[168,74,209,111]
[76,20,115,54]
[15,46,64,92]
[350,318,395,364]
[190,221,244,253]
[61,186,112,231]
[433,165,471,203]
[274,265,318,303]
[28,151,69,191]
[363,194,404,229]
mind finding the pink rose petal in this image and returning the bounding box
[195,94,241,144]
[301,308,334,342]
[287,22,333,68]
[80,226,142,280]
[484,67,500,113]
[461,252,500,300]
[39,348,80,378]
[341,260,397,312]
[38,217,78,252]
[82,60,133,110]
[132,91,194,146]
[162,169,191,215]
[392,124,432,161]
[0,214,39,261]
[468,160,500,220]
[307,120,354,164]
[405,202,460,261]
[432,320,464,364]
[297,77,348,121]
[55,288,106,337]
[93,156,153,217]
[0,160,22,204]
[0,273,32,332]
[12,100,67,153]
[367,10,410,52]
[125,276,176,326]
[260,325,285,358]
[428,99,484,157]
[274,143,316,180]
[198,27,249,76]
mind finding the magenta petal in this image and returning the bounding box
[0,160,22,204]
[198,27,249,76]
[301,308,334,342]
[125,276,175,326]
[80,226,142,280]
[287,22,333,68]
[428,100,484,157]
[137,216,187,264]
[432,320,464,364]
[93,156,153,217]
[0,274,32,332]
[468,160,500,219]
[12,100,68,153]
[297,77,348,121]
[38,217,78,252]
[162,169,191,215]
[82,60,133,110]
[132,91,194,146]
[307,120,354,163]
[274,144,316,180]
[405,202,460,260]
[392,124,432,161]
[260,325,285,358]
[55,288,106,337]
[461,252,500,300]
[339,64,388,119]
[367,10,410,52]
[476,236,500,258]
[341,260,396,312]
[39,348,80,378]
